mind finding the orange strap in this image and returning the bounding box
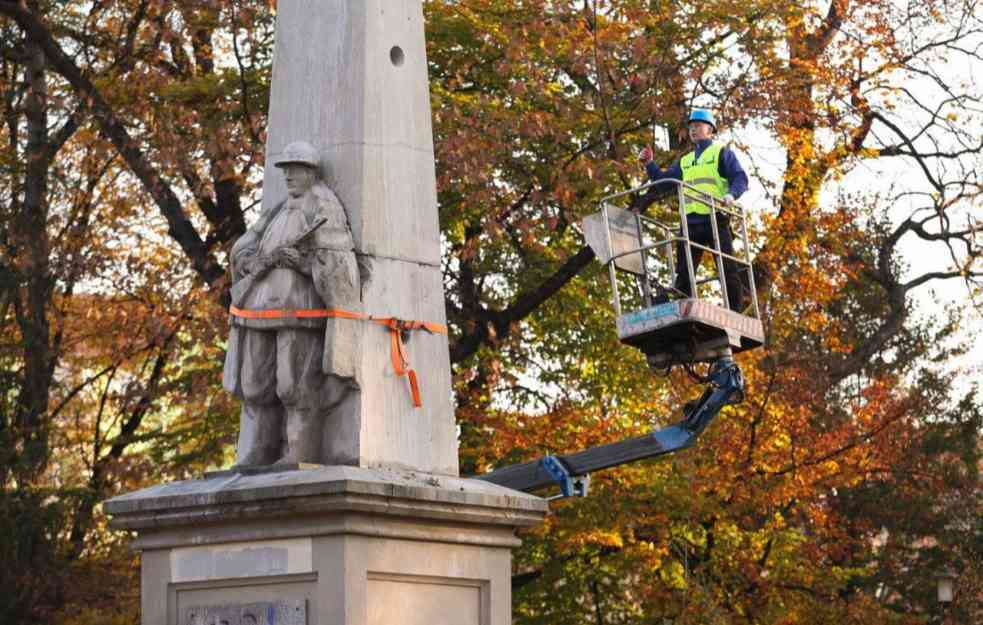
[229,305,447,408]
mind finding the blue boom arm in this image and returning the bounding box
[476,356,744,497]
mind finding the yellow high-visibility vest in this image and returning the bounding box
[680,143,729,215]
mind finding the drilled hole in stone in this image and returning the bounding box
[390,45,405,67]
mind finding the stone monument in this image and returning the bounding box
[223,140,361,467]
[104,2,546,624]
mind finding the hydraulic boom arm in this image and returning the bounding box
[477,356,744,497]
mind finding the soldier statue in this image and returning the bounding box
[223,140,361,467]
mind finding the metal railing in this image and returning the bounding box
[596,178,759,319]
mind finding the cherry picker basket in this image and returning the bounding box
[581,179,764,368]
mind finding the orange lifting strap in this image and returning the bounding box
[229,306,447,408]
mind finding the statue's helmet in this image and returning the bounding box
[274,141,320,168]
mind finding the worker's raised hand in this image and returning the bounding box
[722,194,736,207]
[639,145,654,164]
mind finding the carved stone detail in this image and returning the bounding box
[183,600,306,625]
[222,140,361,467]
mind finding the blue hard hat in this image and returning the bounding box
[688,109,716,131]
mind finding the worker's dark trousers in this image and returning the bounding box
[673,214,746,311]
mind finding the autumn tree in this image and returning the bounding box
[426,0,982,623]
[0,1,273,622]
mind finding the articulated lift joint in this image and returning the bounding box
[680,354,744,434]
[540,455,590,500]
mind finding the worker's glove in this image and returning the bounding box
[639,145,654,164]
[722,194,736,207]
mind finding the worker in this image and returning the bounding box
[639,109,749,311]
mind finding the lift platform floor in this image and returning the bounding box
[618,298,764,366]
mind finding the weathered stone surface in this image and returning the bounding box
[171,539,312,583]
[259,0,458,476]
[224,142,361,468]
[262,2,439,262]
[357,256,456,474]
[105,465,547,539]
[367,576,480,625]
[109,467,546,625]
[183,600,306,625]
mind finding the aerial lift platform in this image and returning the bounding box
[478,179,763,498]
[583,179,764,368]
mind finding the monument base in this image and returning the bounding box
[104,466,547,625]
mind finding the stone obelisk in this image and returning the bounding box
[260,0,457,476]
[104,3,546,625]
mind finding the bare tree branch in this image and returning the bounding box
[0,1,225,287]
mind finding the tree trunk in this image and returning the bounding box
[13,31,54,484]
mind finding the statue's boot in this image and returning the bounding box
[278,406,323,465]
[321,378,360,466]
[233,402,283,467]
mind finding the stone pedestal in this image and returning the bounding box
[105,467,546,625]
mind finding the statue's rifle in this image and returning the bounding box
[230,215,329,307]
